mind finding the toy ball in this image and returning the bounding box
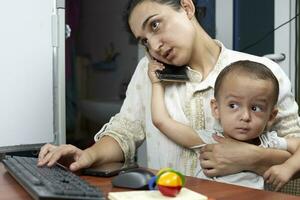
[148,168,185,197]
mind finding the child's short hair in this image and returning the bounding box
[214,60,279,106]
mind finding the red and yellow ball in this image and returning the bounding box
[155,168,185,197]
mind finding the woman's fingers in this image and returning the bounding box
[46,144,78,167]
[203,168,218,177]
[37,144,82,168]
[37,151,51,166]
[148,59,165,83]
[149,60,164,70]
[38,143,56,160]
[199,157,213,167]
[38,145,61,167]
[199,150,220,177]
[38,143,57,166]
[199,143,213,154]
[212,134,226,142]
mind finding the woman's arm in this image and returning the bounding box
[38,136,124,171]
[199,135,291,177]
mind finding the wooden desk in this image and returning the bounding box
[1,163,299,200]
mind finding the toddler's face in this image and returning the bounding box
[211,74,277,142]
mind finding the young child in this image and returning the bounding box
[148,59,300,190]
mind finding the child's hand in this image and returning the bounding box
[148,59,165,84]
[263,164,294,191]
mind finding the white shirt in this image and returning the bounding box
[94,41,300,176]
[195,130,287,189]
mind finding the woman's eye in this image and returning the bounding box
[151,20,160,31]
[229,103,238,109]
[252,106,262,112]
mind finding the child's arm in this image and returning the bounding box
[263,138,300,191]
[148,60,203,148]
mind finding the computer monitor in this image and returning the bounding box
[0,0,65,154]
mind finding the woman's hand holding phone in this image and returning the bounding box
[147,54,165,84]
[146,50,189,82]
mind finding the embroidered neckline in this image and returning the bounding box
[185,40,226,85]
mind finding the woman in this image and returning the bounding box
[38,0,299,178]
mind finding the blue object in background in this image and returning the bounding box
[195,0,216,38]
[233,0,274,56]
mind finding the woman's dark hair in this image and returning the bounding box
[123,0,199,41]
[214,60,279,106]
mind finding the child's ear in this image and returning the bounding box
[210,99,220,120]
[267,108,278,129]
[180,0,195,19]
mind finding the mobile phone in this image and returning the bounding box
[155,64,189,82]
[145,49,189,82]
[82,162,139,177]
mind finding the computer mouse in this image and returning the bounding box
[112,168,155,190]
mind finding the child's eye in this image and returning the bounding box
[151,20,160,31]
[251,105,262,112]
[229,103,238,109]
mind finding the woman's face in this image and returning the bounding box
[128,1,196,66]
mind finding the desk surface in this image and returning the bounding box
[1,163,300,200]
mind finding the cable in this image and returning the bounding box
[295,0,299,104]
[241,13,300,52]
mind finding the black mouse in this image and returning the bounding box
[112,168,155,190]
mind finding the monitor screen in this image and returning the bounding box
[0,0,58,153]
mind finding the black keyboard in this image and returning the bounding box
[2,155,105,200]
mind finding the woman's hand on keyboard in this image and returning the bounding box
[38,136,125,171]
[37,143,94,171]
